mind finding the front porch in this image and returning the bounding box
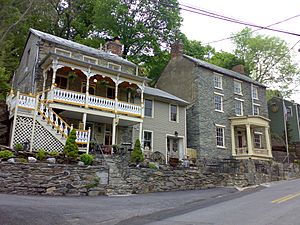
[230,116,272,160]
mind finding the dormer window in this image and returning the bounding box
[108,62,121,71]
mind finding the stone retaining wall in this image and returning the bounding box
[0,162,109,196]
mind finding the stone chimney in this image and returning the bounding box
[232,64,245,75]
[170,41,183,59]
[104,37,123,57]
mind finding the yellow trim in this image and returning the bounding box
[88,104,115,112]
[76,141,88,144]
[18,106,34,110]
[118,99,141,107]
[53,99,85,107]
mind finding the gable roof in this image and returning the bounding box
[30,28,136,67]
[144,86,189,105]
[183,54,265,87]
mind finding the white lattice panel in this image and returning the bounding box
[13,115,64,152]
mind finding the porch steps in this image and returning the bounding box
[105,157,132,196]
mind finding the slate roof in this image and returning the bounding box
[144,86,189,105]
[30,28,136,67]
[183,54,266,87]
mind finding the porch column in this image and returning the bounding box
[139,122,143,145]
[141,88,144,117]
[231,125,236,156]
[51,60,58,89]
[42,70,47,98]
[265,126,272,157]
[9,91,20,148]
[112,118,117,145]
[246,124,253,156]
[85,76,90,108]
[114,80,119,113]
[82,113,87,130]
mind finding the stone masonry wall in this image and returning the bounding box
[0,163,109,196]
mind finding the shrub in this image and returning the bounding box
[131,139,144,164]
[14,143,23,151]
[149,162,158,170]
[80,153,94,165]
[64,129,79,159]
[48,151,60,157]
[36,149,47,160]
[0,150,14,159]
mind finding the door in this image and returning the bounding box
[104,124,112,145]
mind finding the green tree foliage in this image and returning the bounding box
[232,28,300,97]
[266,89,282,101]
[93,0,182,58]
[64,129,79,159]
[131,139,144,164]
[209,51,244,70]
[80,153,94,165]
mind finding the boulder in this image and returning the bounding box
[28,157,37,163]
[46,157,56,164]
[7,158,15,164]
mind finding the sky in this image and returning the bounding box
[179,0,300,103]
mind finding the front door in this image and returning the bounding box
[104,124,112,145]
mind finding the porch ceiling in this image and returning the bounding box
[229,115,270,127]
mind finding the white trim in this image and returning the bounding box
[214,92,224,96]
[144,98,154,118]
[215,125,226,148]
[55,48,71,57]
[169,104,179,123]
[233,80,243,95]
[108,62,121,71]
[215,124,226,128]
[143,130,153,152]
[235,99,244,116]
[165,133,185,163]
[234,97,244,102]
[214,93,224,112]
[252,85,259,100]
[83,55,98,64]
[214,73,223,90]
[253,103,261,106]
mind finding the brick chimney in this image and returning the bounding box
[232,64,245,74]
[104,37,123,57]
[171,41,183,59]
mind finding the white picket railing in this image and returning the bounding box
[49,88,86,105]
[18,94,36,109]
[88,95,115,111]
[117,101,141,116]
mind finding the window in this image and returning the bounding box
[214,94,223,112]
[170,104,178,122]
[144,99,153,117]
[216,126,225,147]
[107,87,115,99]
[234,80,242,95]
[55,76,68,89]
[81,82,96,95]
[286,106,293,117]
[214,74,223,89]
[254,133,262,148]
[83,56,97,64]
[235,100,243,116]
[252,86,258,99]
[108,62,121,71]
[253,104,260,115]
[143,131,152,150]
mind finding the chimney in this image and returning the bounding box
[104,37,123,57]
[170,41,183,59]
[231,64,245,75]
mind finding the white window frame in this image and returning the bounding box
[234,80,243,95]
[253,103,260,115]
[286,106,293,117]
[252,85,259,100]
[55,48,71,57]
[108,62,121,71]
[235,98,244,116]
[214,92,224,112]
[253,132,262,149]
[169,104,179,122]
[144,99,154,118]
[214,73,223,90]
[143,130,153,152]
[215,124,226,148]
[83,55,98,64]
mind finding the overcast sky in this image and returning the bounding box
[179,0,300,102]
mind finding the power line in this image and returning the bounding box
[179,4,300,37]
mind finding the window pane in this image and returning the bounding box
[234,81,242,94]
[214,95,222,111]
[144,131,152,150]
[216,127,224,147]
[235,101,242,115]
[144,99,152,117]
[170,105,177,121]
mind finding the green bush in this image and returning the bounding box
[48,151,60,157]
[80,153,94,165]
[131,139,144,164]
[0,150,14,159]
[36,149,47,160]
[64,129,79,159]
[14,143,23,151]
[149,162,158,169]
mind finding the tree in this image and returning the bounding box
[209,51,244,70]
[266,89,282,101]
[64,129,79,159]
[232,28,300,97]
[131,139,144,164]
[93,0,182,58]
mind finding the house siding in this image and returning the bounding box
[142,98,186,156]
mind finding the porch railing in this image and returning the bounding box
[47,87,142,117]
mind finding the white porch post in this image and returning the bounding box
[9,91,20,148]
[231,125,236,156]
[85,77,89,108]
[51,60,58,89]
[29,94,39,152]
[265,126,272,157]
[82,113,87,130]
[114,79,119,113]
[246,124,253,156]
[112,118,117,145]
[139,122,143,145]
[141,88,144,117]
[42,69,47,98]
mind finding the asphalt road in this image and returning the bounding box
[0,179,299,225]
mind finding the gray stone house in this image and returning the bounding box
[6,29,188,163]
[156,42,272,160]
